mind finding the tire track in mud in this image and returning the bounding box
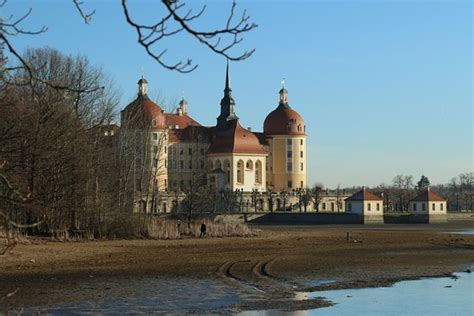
[217,258,296,297]
[251,258,278,279]
[217,260,266,293]
[216,259,323,311]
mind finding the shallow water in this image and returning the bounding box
[16,272,474,315]
[243,272,474,315]
[447,229,474,235]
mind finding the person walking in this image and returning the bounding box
[200,223,207,238]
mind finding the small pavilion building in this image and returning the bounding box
[408,188,447,223]
[345,187,384,224]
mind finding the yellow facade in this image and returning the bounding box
[266,135,306,191]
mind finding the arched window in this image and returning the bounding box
[255,160,262,185]
[208,160,214,170]
[216,160,222,170]
[246,160,253,170]
[237,160,244,184]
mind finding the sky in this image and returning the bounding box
[3,0,473,188]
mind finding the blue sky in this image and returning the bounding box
[4,0,472,188]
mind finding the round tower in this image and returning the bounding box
[263,82,306,191]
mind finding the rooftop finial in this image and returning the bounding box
[281,78,285,89]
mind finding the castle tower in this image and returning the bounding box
[263,82,306,191]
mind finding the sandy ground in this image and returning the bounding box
[1,223,473,312]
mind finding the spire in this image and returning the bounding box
[216,60,238,130]
[225,59,231,93]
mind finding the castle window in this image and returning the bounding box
[287,162,292,172]
[179,147,183,155]
[153,159,158,168]
[255,160,262,185]
[322,202,326,210]
[368,203,371,211]
[300,162,304,171]
[153,146,158,155]
[287,139,292,146]
[300,151,303,158]
[287,150,292,158]
[165,159,167,168]
[300,181,303,188]
[237,160,244,184]
[432,203,435,211]
[188,160,192,169]
[153,133,158,140]
[180,160,184,169]
[300,139,303,146]
[188,148,192,155]
[440,203,444,211]
[288,180,293,189]
[287,125,291,132]
[246,160,253,170]
[413,203,417,211]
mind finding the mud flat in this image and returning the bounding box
[1,223,473,313]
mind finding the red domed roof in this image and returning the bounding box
[121,95,166,129]
[209,120,266,154]
[264,104,305,136]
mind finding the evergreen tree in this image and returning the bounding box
[416,175,431,192]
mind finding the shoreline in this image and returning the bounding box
[1,223,473,312]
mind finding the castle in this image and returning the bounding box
[108,63,448,222]
[117,63,308,213]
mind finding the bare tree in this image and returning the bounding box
[0,47,118,237]
[310,184,324,212]
[1,0,257,77]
